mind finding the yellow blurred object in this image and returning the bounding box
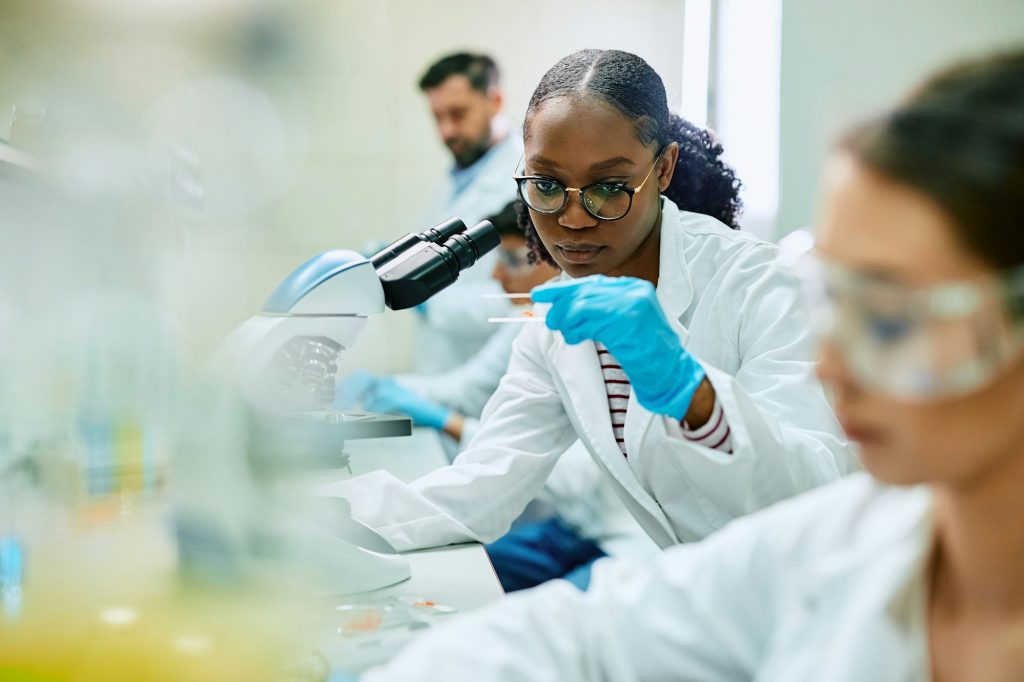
[0,494,320,682]
[0,552,315,682]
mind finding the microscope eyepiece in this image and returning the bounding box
[442,220,501,272]
[369,218,469,270]
[373,218,500,310]
[421,217,467,244]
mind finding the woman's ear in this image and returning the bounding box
[658,141,680,191]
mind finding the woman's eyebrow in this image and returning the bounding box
[527,155,637,173]
[527,155,562,171]
[589,156,635,172]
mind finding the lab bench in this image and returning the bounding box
[328,427,504,613]
[313,428,504,672]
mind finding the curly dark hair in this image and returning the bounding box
[517,49,743,266]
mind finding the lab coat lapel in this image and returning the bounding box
[624,198,694,454]
[553,336,631,478]
[792,497,933,681]
[652,198,696,322]
[551,334,677,546]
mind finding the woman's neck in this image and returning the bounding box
[931,443,1024,617]
[607,210,663,285]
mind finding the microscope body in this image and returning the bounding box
[187,218,498,596]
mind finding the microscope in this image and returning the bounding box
[176,218,499,596]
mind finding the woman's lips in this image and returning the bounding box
[556,244,605,264]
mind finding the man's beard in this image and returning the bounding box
[451,133,492,169]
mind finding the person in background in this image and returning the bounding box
[354,50,1024,681]
[321,49,852,569]
[413,52,522,374]
[342,201,659,591]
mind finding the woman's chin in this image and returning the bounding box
[858,444,932,487]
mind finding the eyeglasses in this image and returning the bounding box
[796,250,1024,400]
[513,149,665,221]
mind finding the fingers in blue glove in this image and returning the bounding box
[536,275,657,344]
[363,377,452,430]
[532,274,706,420]
[335,370,380,409]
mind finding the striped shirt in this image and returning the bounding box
[596,343,733,456]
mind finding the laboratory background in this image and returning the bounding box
[0,0,1022,680]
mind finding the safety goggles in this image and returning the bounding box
[796,251,1024,400]
[496,245,532,271]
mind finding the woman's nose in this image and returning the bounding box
[558,190,598,230]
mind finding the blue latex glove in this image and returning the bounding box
[363,377,453,431]
[335,370,380,410]
[532,275,706,420]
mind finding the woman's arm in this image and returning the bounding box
[319,325,577,551]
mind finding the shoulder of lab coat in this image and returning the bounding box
[320,320,577,551]
[362,474,934,682]
[640,199,858,540]
[396,321,520,419]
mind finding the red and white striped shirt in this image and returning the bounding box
[596,343,733,456]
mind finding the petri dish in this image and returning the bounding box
[334,604,411,637]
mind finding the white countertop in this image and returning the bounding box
[315,428,505,672]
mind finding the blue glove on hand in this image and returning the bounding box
[335,370,380,410]
[363,377,453,431]
[532,275,706,421]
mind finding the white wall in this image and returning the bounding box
[778,0,1024,237]
[713,0,782,240]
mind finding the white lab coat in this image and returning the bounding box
[397,320,658,559]
[414,132,523,374]
[362,473,933,682]
[322,198,856,550]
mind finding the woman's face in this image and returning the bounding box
[522,96,677,281]
[815,154,1024,487]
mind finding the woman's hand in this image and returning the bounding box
[364,378,454,432]
[336,371,455,432]
[532,275,710,423]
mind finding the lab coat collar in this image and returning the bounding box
[802,483,933,593]
[553,334,677,547]
[623,198,693,464]
[654,197,696,324]
[797,485,934,679]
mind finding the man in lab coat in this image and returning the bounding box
[413,52,522,374]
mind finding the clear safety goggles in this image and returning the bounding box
[796,252,1024,400]
[496,245,532,271]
